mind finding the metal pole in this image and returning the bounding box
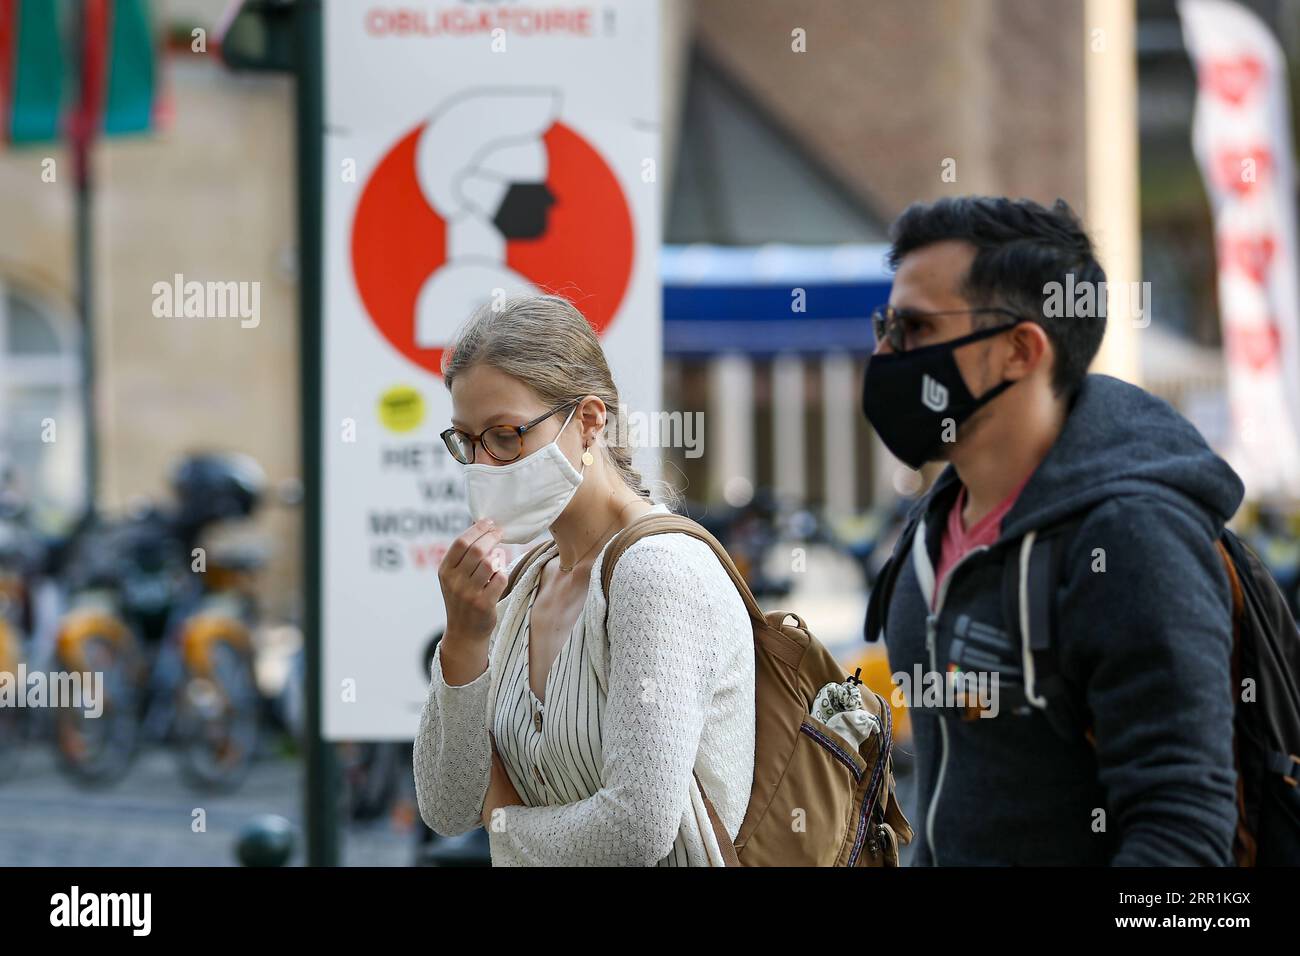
[74,136,96,511]
[71,9,98,512]
[295,0,339,867]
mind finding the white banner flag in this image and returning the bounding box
[321,2,661,739]
[1180,0,1300,499]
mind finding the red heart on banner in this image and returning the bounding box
[1202,55,1264,106]
[1218,233,1276,284]
[1224,319,1282,371]
[1214,146,1271,197]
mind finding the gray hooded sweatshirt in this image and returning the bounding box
[877,373,1244,865]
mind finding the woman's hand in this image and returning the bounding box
[481,745,524,829]
[438,519,508,683]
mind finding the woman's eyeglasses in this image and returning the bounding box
[871,304,1030,353]
[441,400,579,465]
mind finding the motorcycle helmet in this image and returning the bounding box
[170,452,266,528]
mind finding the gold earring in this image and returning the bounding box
[582,444,595,467]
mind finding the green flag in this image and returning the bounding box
[103,0,156,135]
[2,0,160,145]
[5,0,67,143]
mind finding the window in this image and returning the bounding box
[0,280,84,523]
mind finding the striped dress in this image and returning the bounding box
[492,568,693,866]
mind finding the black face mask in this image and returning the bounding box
[861,322,1018,470]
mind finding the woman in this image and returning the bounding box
[413,294,756,866]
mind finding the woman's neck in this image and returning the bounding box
[550,480,651,571]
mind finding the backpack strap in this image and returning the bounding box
[598,513,766,628]
[1215,536,1245,626]
[695,770,740,867]
[1002,514,1089,740]
[863,516,922,644]
[598,512,756,866]
[502,540,556,599]
[1216,534,1259,866]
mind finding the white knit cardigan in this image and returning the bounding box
[413,505,756,866]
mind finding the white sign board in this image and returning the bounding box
[322,1,661,739]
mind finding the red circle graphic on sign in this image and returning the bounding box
[351,120,635,377]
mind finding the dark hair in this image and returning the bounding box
[886,196,1106,398]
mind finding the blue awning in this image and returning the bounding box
[662,244,893,356]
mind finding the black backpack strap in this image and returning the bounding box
[864,516,921,644]
[1002,514,1089,740]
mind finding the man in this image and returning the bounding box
[863,196,1241,865]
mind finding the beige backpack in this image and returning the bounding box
[505,512,913,866]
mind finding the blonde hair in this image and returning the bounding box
[443,295,652,501]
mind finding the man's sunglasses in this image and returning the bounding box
[871,304,1031,353]
[441,400,579,465]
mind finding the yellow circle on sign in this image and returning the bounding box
[378,385,425,433]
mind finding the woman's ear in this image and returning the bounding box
[575,394,607,447]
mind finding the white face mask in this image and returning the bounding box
[463,405,585,544]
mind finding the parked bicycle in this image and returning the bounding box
[0,472,67,783]
[51,452,267,790]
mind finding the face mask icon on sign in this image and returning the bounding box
[412,89,562,349]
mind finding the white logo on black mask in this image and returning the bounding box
[921,374,949,412]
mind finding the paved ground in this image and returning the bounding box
[0,744,414,867]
